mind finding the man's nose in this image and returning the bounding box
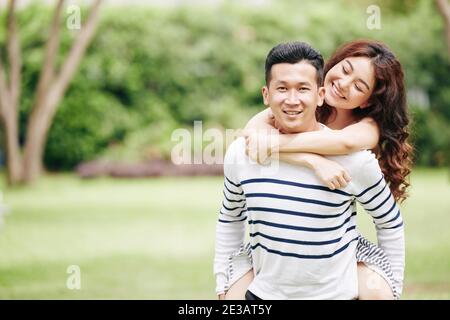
[285,90,301,104]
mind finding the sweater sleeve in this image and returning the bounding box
[213,140,248,295]
[352,153,405,297]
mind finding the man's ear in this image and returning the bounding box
[317,86,325,107]
[262,85,269,106]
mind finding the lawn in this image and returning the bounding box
[0,168,449,299]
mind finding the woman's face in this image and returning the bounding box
[323,56,375,110]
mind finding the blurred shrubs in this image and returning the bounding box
[411,106,450,166]
[1,0,448,169]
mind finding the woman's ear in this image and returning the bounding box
[262,86,269,106]
[317,86,325,107]
[360,101,369,109]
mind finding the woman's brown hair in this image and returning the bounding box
[317,40,413,203]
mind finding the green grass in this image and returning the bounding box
[0,169,449,299]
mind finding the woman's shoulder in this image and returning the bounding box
[359,117,377,126]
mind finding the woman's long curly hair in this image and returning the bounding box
[317,40,413,203]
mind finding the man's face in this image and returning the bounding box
[262,61,325,133]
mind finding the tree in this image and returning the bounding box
[437,0,450,58]
[0,0,102,185]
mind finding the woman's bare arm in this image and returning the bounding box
[244,108,274,131]
[275,117,380,155]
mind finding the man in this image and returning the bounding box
[214,42,404,299]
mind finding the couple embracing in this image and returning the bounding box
[214,40,412,300]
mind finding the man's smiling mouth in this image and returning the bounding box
[283,110,303,115]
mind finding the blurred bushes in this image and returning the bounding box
[411,106,450,166]
[2,0,449,169]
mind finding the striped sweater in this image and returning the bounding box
[214,137,405,299]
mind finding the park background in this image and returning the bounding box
[0,0,449,299]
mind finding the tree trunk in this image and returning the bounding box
[21,0,102,184]
[0,0,102,185]
[22,84,68,182]
[436,0,450,58]
[0,0,23,185]
[1,109,23,185]
[22,98,54,183]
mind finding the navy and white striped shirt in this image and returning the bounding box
[214,137,405,299]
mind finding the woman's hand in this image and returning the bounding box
[243,130,280,165]
[310,156,352,190]
[267,111,286,133]
[278,153,351,190]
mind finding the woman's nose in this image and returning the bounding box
[339,77,352,91]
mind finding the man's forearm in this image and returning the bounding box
[376,224,405,294]
[214,218,246,295]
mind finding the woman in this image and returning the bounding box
[223,39,413,300]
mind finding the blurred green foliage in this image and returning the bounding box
[0,0,449,169]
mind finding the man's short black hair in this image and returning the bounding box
[265,41,324,86]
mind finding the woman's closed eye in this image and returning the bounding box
[342,66,349,75]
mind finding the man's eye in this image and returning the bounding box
[277,87,287,91]
[299,87,309,91]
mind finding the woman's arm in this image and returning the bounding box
[244,107,274,131]
[276,153,351,190]
[268,117,380,155]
